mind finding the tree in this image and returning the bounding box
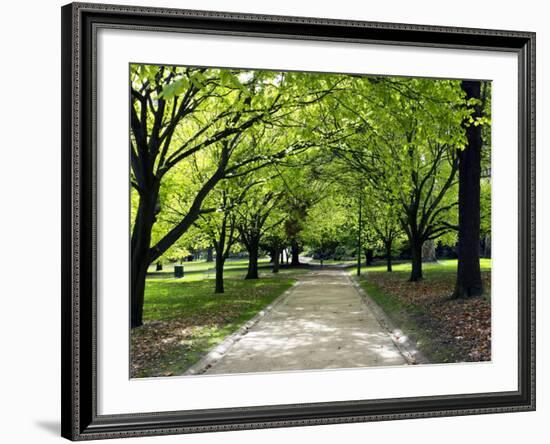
[362,188,402,272]
[329,77,467,281]
[262,223,287,274]
[301,194,349,264]
[285,210,306,267]
[130,67,276,325]
[277,150,341,267]
[236,180,284,280]
[194,177,262,293]
[209,211,236,294]
[452,80,489,298]
[129,66,328,326]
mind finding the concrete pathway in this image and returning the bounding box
[204,269,408,374]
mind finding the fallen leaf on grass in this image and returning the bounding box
[368,271,491,363]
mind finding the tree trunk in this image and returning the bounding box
[410,239,423,281]
[245,237,260,280]
[130,262,148,328]
[453,80,484,298]
[206,247,213,262]
[214,249,225,294]
[290,240,301,266]
[130,193,157,328]
[364,248,374,266]
[273,246,280,273]
[385,240,393,272]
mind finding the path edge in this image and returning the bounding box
[349,274,430,365]
[184,280,301,376]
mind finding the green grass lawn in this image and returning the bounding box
[146,257,273,280]
[362,258,492,273]
[131,266,309,378]
[356,259,492,363]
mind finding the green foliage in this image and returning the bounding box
[130,63,491,282]
[301,194,350,257]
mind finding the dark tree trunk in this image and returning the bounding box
[272,246,280,273]
[130,192,157,328]
[280,249,284,264]
[290,240,301,266]
[214,249,225,294]
[245,237,260,280]
[130,263,148,328]
[410,239,423,281]
[364,248,374,266]
[206,247,213,262]
[385,240,393,272]
[453,81,484,298]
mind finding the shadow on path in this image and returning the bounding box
[204,269,408,374]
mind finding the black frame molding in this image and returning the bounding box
[61,2,536,440]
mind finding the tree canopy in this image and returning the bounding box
[129,63,491,328]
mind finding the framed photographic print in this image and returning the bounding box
[61,2,536,440]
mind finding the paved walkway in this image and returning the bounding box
[204,269,407,374]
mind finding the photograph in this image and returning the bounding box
[129,64,492,379]
[58,1,536,440]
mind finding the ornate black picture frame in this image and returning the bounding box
[61,2,535,440]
